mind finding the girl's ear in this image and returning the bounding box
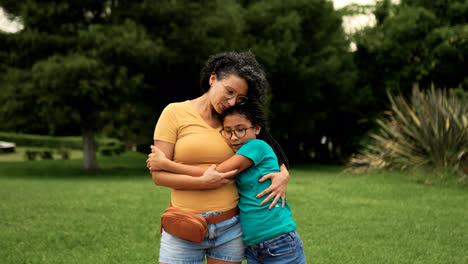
[254,125,261,135]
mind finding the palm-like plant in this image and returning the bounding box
[349,85,468,177]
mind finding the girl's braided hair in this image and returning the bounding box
[200,51,268,104]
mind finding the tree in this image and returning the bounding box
[354,0,468,108]
[1,0,369,165]
[242,0,361,162]
[0,1,163,170]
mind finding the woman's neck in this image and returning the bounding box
[191,94,221,128]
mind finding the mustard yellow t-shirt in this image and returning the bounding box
[153,100,239,213]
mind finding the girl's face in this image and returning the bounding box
[222,113,261,152]
[209,74,248,114]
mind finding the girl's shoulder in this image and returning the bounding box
[237,139,278,167]
[241,139,272,152]
[245,139,266,146]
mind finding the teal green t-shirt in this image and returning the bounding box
[235,139,296,246]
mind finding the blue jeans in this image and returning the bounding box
[245,231,306,264]
[159,213,245,264]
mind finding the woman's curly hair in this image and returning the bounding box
[200,51,268,104]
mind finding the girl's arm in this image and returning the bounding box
[149,140,237,189]
[147,145,253,177]
[149,143,289,209]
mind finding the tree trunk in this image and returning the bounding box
[82,129,100,170]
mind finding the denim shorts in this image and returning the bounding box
[245,230,306,264]
[159,212,245,264]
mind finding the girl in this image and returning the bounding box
[148,101,306,264]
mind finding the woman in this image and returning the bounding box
[148,101,306,263]
[150,51,290,264]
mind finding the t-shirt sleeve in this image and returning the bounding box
[153,104,178,143]
[236,139,267,166]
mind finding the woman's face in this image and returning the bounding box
[209,74,248,114]
[222,113,260,152]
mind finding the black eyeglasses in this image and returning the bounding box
[220,126,255,139]
[222,80,248,105]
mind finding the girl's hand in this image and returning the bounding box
[146,145,168,171]
[200,165,237,189]
[255,168,290,209]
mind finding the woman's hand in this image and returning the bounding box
[199,165,238,189]
[146,145,168,171]
[256,166,290,209]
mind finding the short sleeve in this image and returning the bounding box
[153,104,178,143]
[236,139,267,166]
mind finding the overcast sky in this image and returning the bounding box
[333,0,376,8]
[0,8,21,33]
[0,0,380,33]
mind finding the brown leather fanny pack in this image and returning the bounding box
[160,205,239,243]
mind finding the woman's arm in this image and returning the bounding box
[147,145,253,177]
[150,140,237,189]
[255,164,290,209]
[151,165,236,190]
[147,146,205,176]
[149,143,289,209]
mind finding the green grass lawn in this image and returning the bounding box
[0,151,467,263]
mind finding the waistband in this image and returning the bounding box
[249,231,297,248]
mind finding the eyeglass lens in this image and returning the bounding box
[221,129,246,139]
[222,81,247,105]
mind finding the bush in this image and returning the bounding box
[25,151,40,161]
[58,150,70,160]
[0,133,82,149]
[40,150,53,160]
[100,148,113,156]
[348,85,468,177]
[97,137,125,156]
[0,132,124,152]
[23,148,71,161]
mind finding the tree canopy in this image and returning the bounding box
[354,0,468,106]
[1,0,466,168]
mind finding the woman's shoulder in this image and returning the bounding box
[162,100,191,113]
[165,100,190,109]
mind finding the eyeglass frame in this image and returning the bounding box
[219,126,256,139]
[221,80,248,105]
